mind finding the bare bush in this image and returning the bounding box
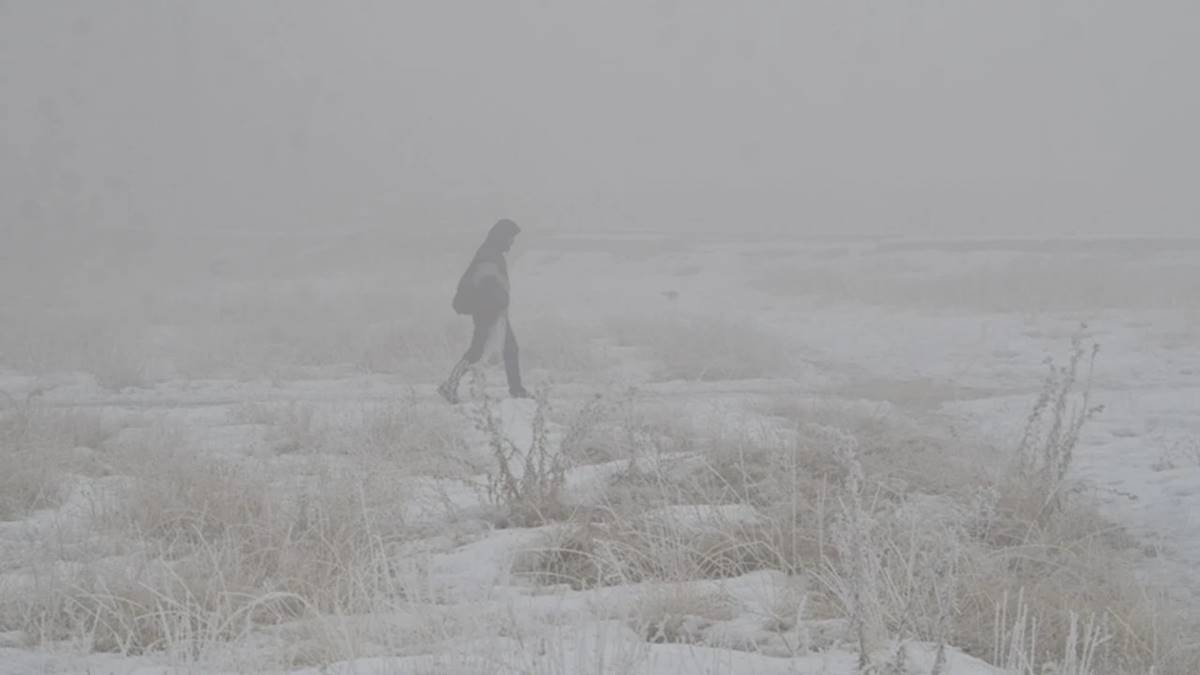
[1014,326,1103,510]
[470,384,570,527]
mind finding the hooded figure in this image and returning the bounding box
[439,219,529,403]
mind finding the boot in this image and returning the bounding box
[438,359,470,404]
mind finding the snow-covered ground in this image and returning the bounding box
[529,234,1200,599]
[1,232,1197,673]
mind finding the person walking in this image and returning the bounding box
[438,219,530,403]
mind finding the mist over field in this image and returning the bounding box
[2,3,1199,674]
[4,1,1199,236]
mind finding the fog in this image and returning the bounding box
[5,4,1200,673]
[4,0,1198,235]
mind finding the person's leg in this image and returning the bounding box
[463,313,492,363]
[502,319,529,398]
[439,314,493,403]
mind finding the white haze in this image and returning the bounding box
[3,0,1198,236]
[4,4,1200,675]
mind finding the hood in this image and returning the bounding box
[479,219,520,253]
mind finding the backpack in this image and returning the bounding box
[451,250,507,316]
[451,267,476,315]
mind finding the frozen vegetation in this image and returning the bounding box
[2,230,1198,674]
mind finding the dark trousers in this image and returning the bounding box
[449,312,523,394]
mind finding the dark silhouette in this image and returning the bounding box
[439,219,529,403]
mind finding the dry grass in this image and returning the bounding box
[0,312,155,391]
[511,353,1200,674]
[0,397,469,667]
[8,449,415,662]
[0,394,120,520]
[7,364,1195,673]
[4,256,1198,674]
[633,585,738,645]
[605,312,794,381]
[230,397,473,474]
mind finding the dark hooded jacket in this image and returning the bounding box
[452,220,520,316]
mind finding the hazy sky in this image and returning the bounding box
[2,1,1197,235]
